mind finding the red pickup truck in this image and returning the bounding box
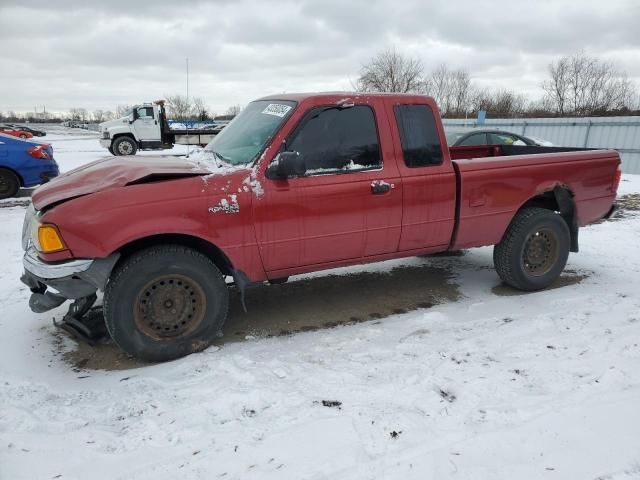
[21,93,621,361]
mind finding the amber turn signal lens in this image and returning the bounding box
[37,225,66,253]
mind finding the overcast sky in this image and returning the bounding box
[1,0,639,115]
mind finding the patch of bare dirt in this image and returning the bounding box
[58,262,461,371]
[492,270,590,296]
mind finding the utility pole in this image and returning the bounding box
[186,57,190,158]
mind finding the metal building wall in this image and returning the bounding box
[442,116,640,174]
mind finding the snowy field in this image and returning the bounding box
[1,129,640,479]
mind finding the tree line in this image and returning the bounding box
[356,49,639,118]
[0,97,241,123]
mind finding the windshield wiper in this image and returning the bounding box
[210,151,233,167]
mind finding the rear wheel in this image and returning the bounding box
[104,245,229,361]
[493,207,570,291]
[112,136,137,156]
[0,168,20,199]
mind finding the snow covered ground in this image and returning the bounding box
[1,130,640,479]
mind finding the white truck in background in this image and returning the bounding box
[98,100,225,156]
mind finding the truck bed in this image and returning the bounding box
[450,149,620,250]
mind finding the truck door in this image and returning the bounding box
[253,101,402,274]
[390,102,456,251]
[132,106,160,143]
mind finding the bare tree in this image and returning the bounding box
[450,69,473,116]
[423,65,474,117]
[225,104,242,116]
[191,97,211,120]
[356,48,426,93]
[165,94,192,120]
[542,52,636,115]
[426,64,452,114]
[92,109,105,123]
[471,88,526,117]
[103,111,115,121]
[541,57,569,115]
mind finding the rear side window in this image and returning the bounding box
[288,105,381,174]
[490,133,527,146]
[458,133,488,146]
[394,104,443,167]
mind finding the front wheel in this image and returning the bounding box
[19,134,27,139]
[493,207,570,291]
[112,136,137,156]
[104,245,229,362]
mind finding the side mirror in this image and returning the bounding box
[266,151,306,179]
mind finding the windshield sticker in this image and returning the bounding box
[261,103,292,117]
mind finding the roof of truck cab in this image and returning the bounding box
[256,92,436,103]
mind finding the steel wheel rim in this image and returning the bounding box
[522,228,559,276]
[118,141,133,155]
[134,274,206,340]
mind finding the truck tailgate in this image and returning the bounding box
[450,149,620,250]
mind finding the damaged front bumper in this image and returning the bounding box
[20,247,119,313]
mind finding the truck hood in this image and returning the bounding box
[99,117,129,131]
[32,156,214,210]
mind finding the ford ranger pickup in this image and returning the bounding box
[20,93,621,361]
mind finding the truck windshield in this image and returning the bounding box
[204,100,296,166]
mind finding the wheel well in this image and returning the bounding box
[0,166,24,187]
[520,186,579,252]
[111,133,137,145]
[115,234,235,276]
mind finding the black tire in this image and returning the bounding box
[19,134,27,139]
[493,207,570,291]
[112,136,137,156]
[107,146,115,155]
[0,168,20,199]
[104,245,229,362]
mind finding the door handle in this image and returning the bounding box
[371,180,393,194]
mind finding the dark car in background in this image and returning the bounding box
[448,129,553,147]
[5,124,46,137]
[0,133,59,199]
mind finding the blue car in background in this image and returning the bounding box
[0,133,59,199]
